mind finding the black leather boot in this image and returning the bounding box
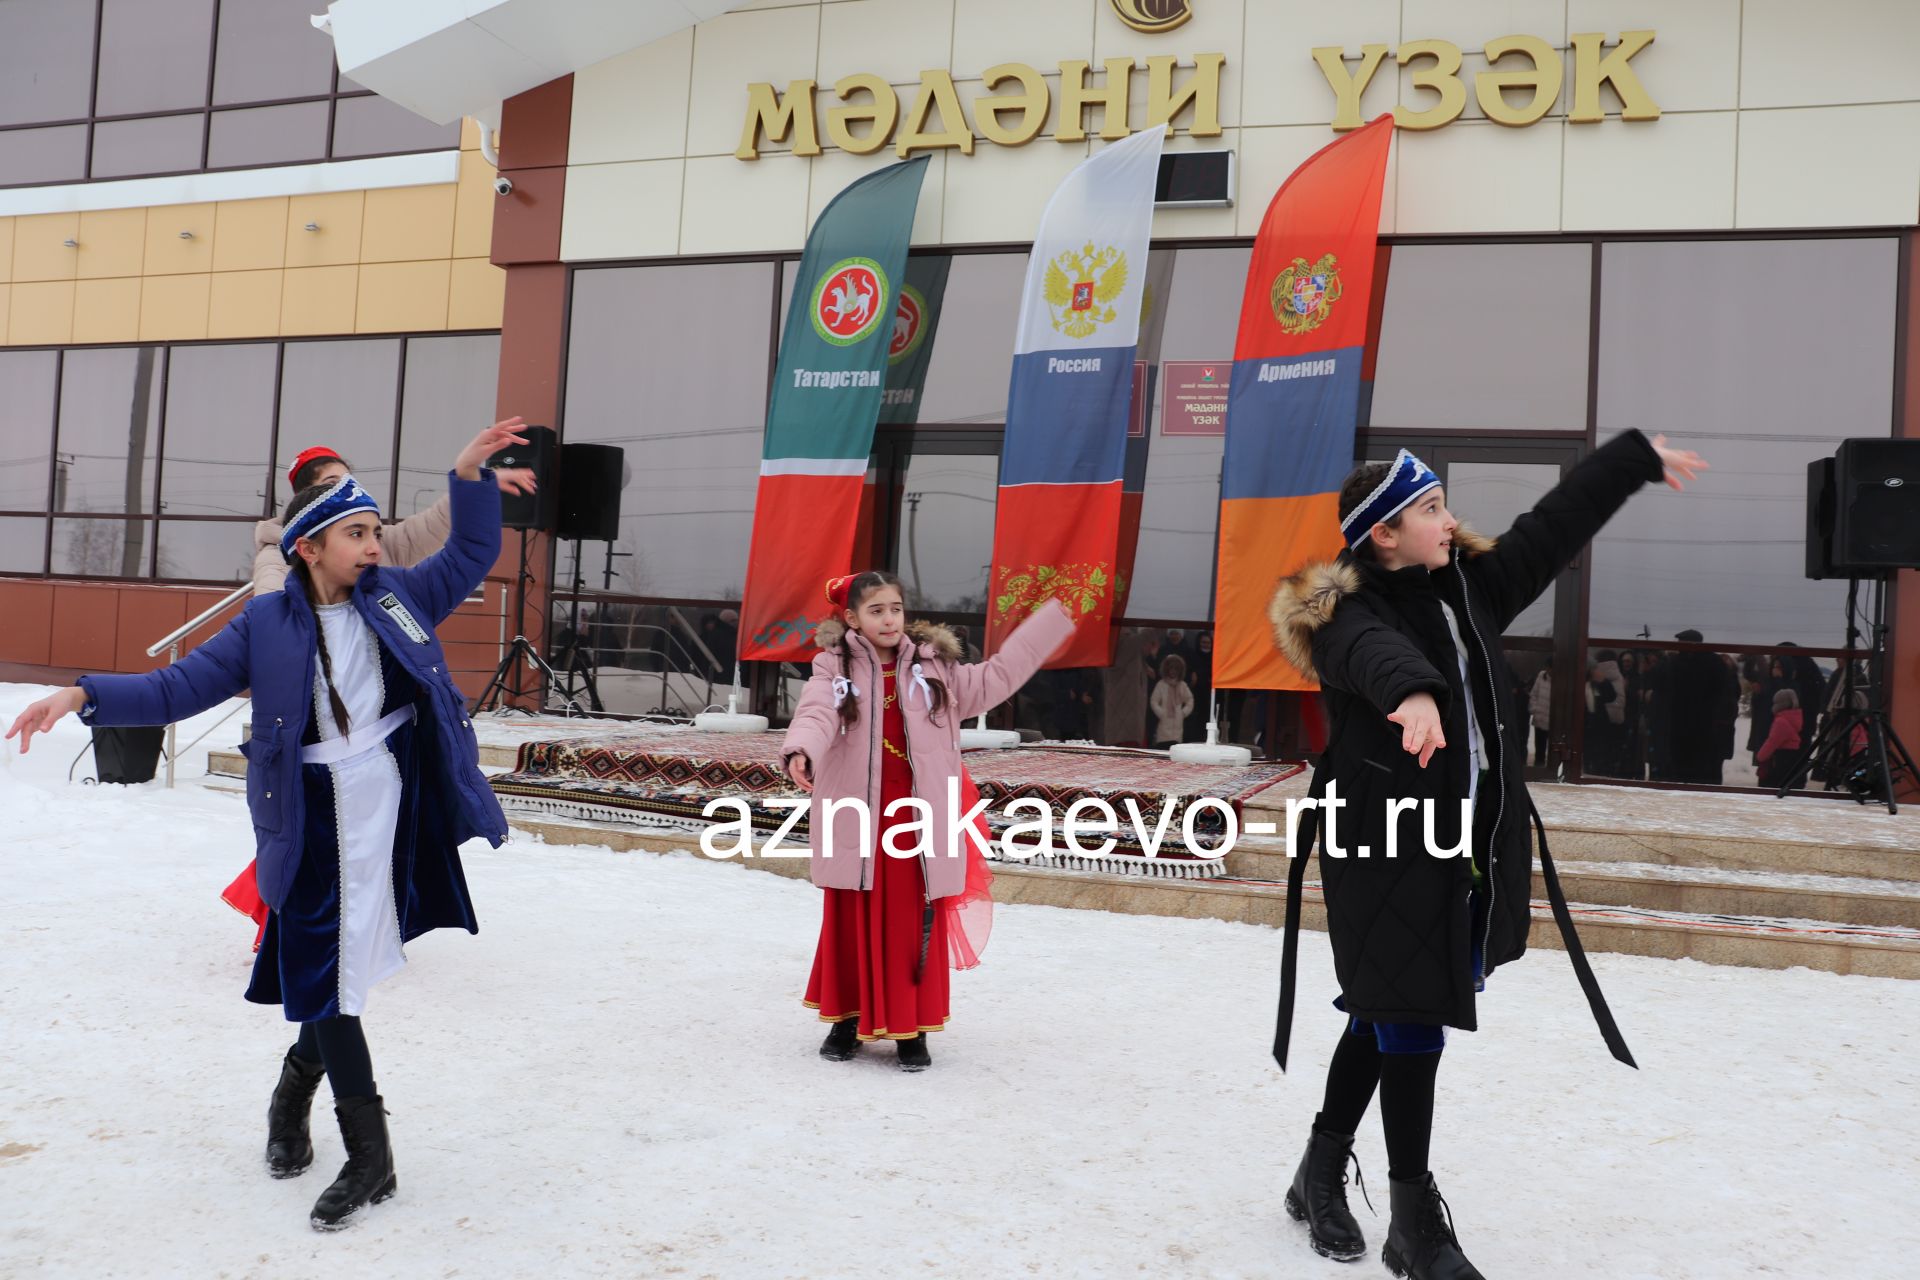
[819,1019,860,1061]
[265,1049,326,1179]
[896,1033,931,1072]
[1381,1172,1485,1280]
[309,1094,397,1231]
[1283,1124,1369,1262]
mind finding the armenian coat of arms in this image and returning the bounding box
[1270,253,1343,334]
[1043,242,1129,340]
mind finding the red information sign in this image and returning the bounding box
[1162,359,1230,436]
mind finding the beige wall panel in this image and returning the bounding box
[571,28,696,165]
[144,204,215,275]
[357,260,452,333]
[1401,0,1568,48]
[1394,119,1563,233]
[1736,103,1920,229]
[679,153,810,253]
[939,139,1088,244]
[361,184,458,264]
[1563,110,1734,231]
[1243,0,1399,129]
[817,0,952,88]
[686,6,822,158]
[0,218,13,284]
[72,277,143,344]
[285,193,366,268]
[207,270,285,339]
[1741,0,1920,109]
[447,258,506,330]
[8,281,73,344]
[952,0,1094,76]
[13,214,81,283]
[75,209,147,280]
[280,265,359,335]
[212,198,290,273]
[138,273,211,341]
[562,159,686,261]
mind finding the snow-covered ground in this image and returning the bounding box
[3,683,1917,1279]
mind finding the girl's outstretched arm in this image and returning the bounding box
[780,651,842,788]
[943,598,1076,723]
[1465,429,1702,632]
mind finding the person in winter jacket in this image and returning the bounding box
[781,571,1073,1071]
[250,445,536,595]
[1265,431,1706,1279]
[1584,652,1629,776]
[1150,653,1195,748]
[7,420,523,1233]
[1527,668,1552,767]
[1755,688,1804,789]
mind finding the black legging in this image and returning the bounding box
[292,1015,375,1099]
[1317,1024,1440,1182]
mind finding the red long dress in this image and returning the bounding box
[803,660,952,1041]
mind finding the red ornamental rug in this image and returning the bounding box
[489,727,1303,879]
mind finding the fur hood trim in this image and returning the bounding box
[811,617,962,662]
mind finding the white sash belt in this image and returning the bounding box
[300,704,416,766]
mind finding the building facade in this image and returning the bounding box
[4,0,1917,792]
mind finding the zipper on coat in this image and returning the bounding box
[894,642,933,907]
[1454,561,1506,978]
[862,640,878,892]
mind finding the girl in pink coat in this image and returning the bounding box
[781,571,1074,1070]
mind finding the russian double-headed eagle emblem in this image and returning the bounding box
[1043,242,1129,340]
[1270,253,1343,334]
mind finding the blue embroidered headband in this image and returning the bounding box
[1339,449,1441,549]
[281,473,381,561]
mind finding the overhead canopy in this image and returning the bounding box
[319,0,749,127]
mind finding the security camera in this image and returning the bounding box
[493,175,514,196]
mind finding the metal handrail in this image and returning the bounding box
[146,582,252,658]
[144,581,253,789]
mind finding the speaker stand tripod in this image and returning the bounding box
[472,527,591,717]
[1775,574,1919,814]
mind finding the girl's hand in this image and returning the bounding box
[5,687,89,755]
[1649,434,1708,491]
[786,752,814,793]
[1387,692,1446,768]
[494,467,538,496]
[454,417,531,482]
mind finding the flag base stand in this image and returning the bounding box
[961,714,1020,750]
[1170,720,1252,766]
[693,681,769,734]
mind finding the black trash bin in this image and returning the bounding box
[91,725,167,784]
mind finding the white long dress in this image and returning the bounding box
[307,600,407,1016]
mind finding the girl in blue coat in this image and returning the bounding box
[6,419,523,1231]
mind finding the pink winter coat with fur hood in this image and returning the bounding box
[780,598,1075,897]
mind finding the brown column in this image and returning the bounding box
[488,75,573,707]
[1892,231,1920,796]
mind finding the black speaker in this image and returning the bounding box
[92,726,165,784]
[556,442,624,542]
[1833,438,1920,571]
[490,424,557,530]
[1805,456,1839,580]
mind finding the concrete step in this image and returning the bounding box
[498,811,1920,981]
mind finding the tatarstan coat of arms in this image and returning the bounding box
[1270,253,1343,334]
[1043,242,1129,339]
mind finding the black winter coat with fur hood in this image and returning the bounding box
[1266,429,1664,1067]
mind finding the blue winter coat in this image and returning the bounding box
[79,470,511,912]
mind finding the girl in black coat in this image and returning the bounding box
[1265,430,1705,1279]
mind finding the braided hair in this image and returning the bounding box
[284,483,352,736]
[834,569,950,731]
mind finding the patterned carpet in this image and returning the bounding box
[489,726,1304,876]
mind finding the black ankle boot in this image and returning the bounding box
[310,1094,397,1231]
[896,1034,931,1072]
[1381,1172,1484,1280]
[1283,1124,1369,1262]
[265,1049,326,1179]
[819,1019,860,1061]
